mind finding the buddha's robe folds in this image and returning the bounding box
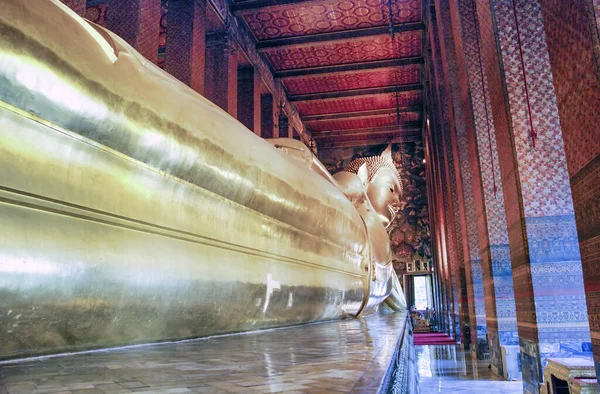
[0,0,401,360]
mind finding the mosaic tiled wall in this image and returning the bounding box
[426,72,461,337]
[539,0,600,377]
[571,156,600,377]
[429,16,464,341]
[455,0,518,356]
[431,1,487,354]
[490,245,518,343]
[475,0,592,390]
[490,0,591,344]
[526,216,590,347]
[425,58,459,337]
[491,0,574,218]
[540,0,600,178]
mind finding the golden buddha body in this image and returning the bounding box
[0,0,405,359]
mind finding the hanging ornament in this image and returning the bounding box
[470,0,498,197]
[510,0,537,148]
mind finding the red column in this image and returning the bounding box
[237,68,255,131]
[205,33,238,115]
[105,0,161,64]
[164,0,206,94]
[253,74,262,136]
[227,52,238,118]
[260,93,274,139]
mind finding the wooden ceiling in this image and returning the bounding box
[233,0,425,149]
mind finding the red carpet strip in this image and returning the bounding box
[413,332,457,346]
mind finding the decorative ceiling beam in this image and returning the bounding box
[303,106,422,122]
[232,0,315,12]
[318,133,422,149]
[289,84,423,102]
[275,57,423,78]
[255,23,425,49]
[312,123,422,138]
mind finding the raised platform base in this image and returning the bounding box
[541,357,597,394]
[0,311,416,394]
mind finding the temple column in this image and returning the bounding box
[227,52,238,118]
[205,33,238,115]
[59,0,86,16]
[433,0,490,360]
[426,78,454,337]
[164,0,206,94]
[429,7,477,346]
[453,0,520,376]
[429,108,460,338]
[436,0,520,374]
[105,0,161,64]
[428,125,461,338]
[537,0,600,380]
[474,0,591,392]
[237,67,255,131]
[253,74,262,136]
[278,112,290,139]
[260,93,275,139]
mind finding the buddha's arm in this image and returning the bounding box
[267,138,339,187]
[384,272,408,311]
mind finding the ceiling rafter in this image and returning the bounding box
[318,133,423,149]
[256,23,425,49]
[311,123,422,137]
[303,106,422,122]
[232,0,316,13]
[289,84,423,102]
[275,57,423,78]
[234,0,426,149]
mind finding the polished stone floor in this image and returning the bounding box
[0,312,407,394]
[417,344,524,393]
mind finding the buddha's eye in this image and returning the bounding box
[389,187,394,193]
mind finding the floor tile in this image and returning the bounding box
[0,313,409,394]
[417,345,523,393]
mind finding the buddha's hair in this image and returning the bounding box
[343,145,403,195]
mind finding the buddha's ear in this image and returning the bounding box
[357,163,369,186]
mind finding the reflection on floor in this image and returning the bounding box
[417,345,523,393]
[0,312,408,394]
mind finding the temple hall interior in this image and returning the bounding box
[1,0,599,393]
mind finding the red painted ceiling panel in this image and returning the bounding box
[283,65,420,95]
[307,112,420,132]
[294,92,421,115]
[264,31,422,70]
[317,131,421,143]
[240,0,422,40]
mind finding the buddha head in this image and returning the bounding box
[343,144,403,228]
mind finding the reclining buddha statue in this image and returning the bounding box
[0,0,405,359]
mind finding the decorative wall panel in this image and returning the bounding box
[492,0,574,217]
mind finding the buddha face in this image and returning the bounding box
[366,167,402,228]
